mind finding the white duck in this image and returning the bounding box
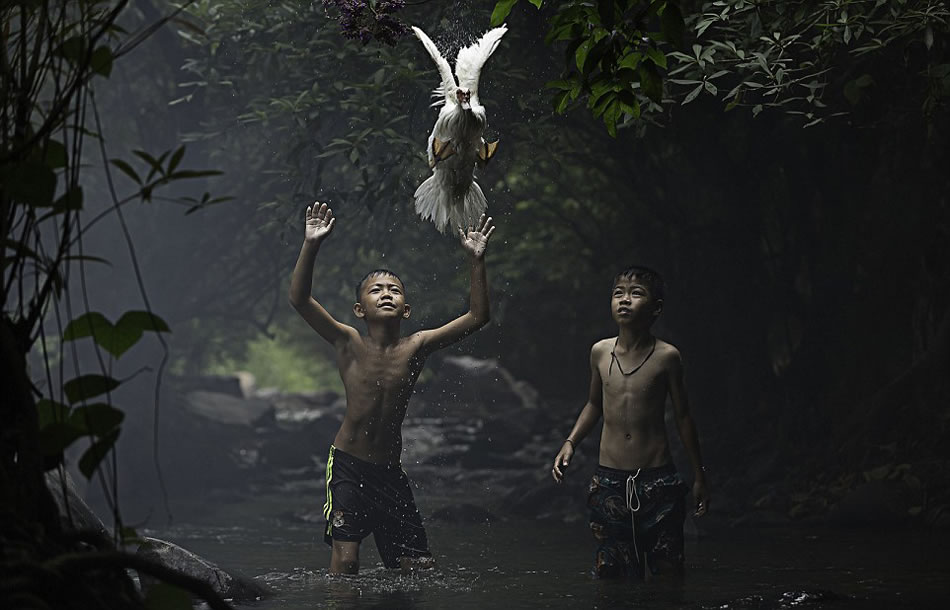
[411,24,507,233]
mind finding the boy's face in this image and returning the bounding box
[611,277,661,326]
[354,274,410,321]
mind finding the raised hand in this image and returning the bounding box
[305,202,335,243]
[458,214,495,259]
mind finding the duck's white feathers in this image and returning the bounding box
[411,26,457,107]
[454,25,507,107]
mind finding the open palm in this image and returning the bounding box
[459,214,495,259]
[305,202,335,242]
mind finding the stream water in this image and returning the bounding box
[144,492,948,609]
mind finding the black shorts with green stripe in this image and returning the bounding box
[323,445,431,568]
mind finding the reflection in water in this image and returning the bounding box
[148,509,949,609]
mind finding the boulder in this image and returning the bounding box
[181,390,273,427]
[413,357,540,452]
[829,480,915,526]
[168,372,256,398]
[136,537,271,602]
[44,469,110,545]
[416,356,539,416]
[500,477,582,518]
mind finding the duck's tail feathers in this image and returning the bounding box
[413,176,488,234]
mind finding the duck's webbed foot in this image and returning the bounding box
[430,137,457,168]
[477,139,499,165]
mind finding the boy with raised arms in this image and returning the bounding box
[289,202,495,574]
[552,265,709,580]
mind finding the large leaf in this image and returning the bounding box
[1,161,57,207]
[78,428,120,479]
[38,422,85,456]
[660,1,685,49]
[491,0,519,27]
[64,374,121,404]
[63,311,169,358]
[63,312,114,342]
[90,46,113,77]
[36,399,71,429]
[70,403,124,437]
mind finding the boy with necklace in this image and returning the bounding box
[552,265,708,580]
[290,202,495,574]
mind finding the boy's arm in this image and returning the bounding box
[667,348,709,516]
[288,203,358,347]
[417,216,495,355]
[552,344,604,482]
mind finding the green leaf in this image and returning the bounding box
[64,375,121,404]
[167,146,185,174]
[582,37,610,76]
[545,79,575,91]
[639,64,663,103]
[575,37,594,73]
[1,162,57,207]
[491,0,519,27]
[144,583,192,610]
[70,403,124,437]
[54,186,84,211]
[528,0,543,7]
[64,310,167,359]
[36,399,70,429]
[110,159,141,184]
[38,422,85,456]
[45,140,68,168]
[683,83,703,104]
[3,238,43,263]
[619,51,642,71]
[133,150,165,181]
[646,47,667,69]
[660,1,686,49]
[117,310,171,334]
[63,312,113,343]
[78,428,120,479]
[843,74,874,105]
[603,100,621,137]
[63,254,111,266]
[57,36,87,63]
[167,169,223,179]
[90,46,113,77]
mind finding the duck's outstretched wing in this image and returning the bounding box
[454,25,508,107]
[412,26,457,107]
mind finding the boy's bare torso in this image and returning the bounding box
[594,336,676,471]
[333,332,427,465]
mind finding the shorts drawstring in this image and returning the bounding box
[626,469,642,567]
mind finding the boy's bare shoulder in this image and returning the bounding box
[654,338,684,369]
[591,337,615,355]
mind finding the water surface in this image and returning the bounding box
[146,494,948,609]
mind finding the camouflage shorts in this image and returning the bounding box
[588,462,687,579]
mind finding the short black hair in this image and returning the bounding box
[355,269,404,301]
[613,265,665,301]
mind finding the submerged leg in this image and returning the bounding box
[400,555,437,575]
[330,540,360,574]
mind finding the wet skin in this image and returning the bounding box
[289,203,495,573]
[333,276,426,464]
[552,278,708,517]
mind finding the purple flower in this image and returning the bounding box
[322,0,409,46]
